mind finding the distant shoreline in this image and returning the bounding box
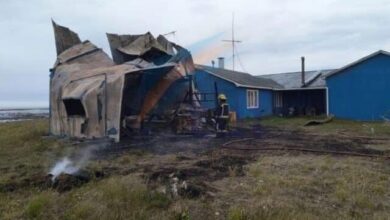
[0,108,49,123]
[0,107,49,111]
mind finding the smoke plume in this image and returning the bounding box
[49,143,106,181]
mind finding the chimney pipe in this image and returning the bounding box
[211,60,215,68]
[301,56,305,86]
[218,57,225,69]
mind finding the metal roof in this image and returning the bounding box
[195,65,283,89]
[259,69,335,90]
[325,50,390,78]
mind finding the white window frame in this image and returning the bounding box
[246,89,259,109]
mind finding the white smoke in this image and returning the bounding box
[49,143,105,181]
[49,157,78,180]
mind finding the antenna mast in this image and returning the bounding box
[162,31,176,37]
[222,13,241,71]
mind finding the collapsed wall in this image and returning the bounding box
[50,21,196,142]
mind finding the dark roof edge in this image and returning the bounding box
[195,64,250,75]
[197,66,327,91]
[325,50,390,78]
[258,69,335,77]
[200,68,275,90]
[273,87,327,91]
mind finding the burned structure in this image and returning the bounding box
[49,21,200,142]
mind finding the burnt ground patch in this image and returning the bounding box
[140,153,255,199]
[75,124,388,199]
[0,170,105,193]
[0,172,53,193]
[194,155,251,178]
[6,122,384,196]
[227,126,388,155]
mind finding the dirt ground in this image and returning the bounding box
[93,124,390,198]
[34,122,390,204]
[1,118,389,219]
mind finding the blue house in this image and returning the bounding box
[194,64,281,119]
[325,50,390,121]
[194,50,390,121]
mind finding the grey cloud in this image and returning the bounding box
[0,0,389,107]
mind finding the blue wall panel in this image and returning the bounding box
[327,53,390,120]
[236,88,273,118]
[194,69,273,119]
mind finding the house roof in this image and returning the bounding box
[325,50,390,78]
[259,69,335,90]
[195,64,283,89]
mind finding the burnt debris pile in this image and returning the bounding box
[50,21,213,143]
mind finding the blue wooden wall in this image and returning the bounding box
[194,69,273,119]
[326,53,390,120]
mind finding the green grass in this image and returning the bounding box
[259,116,390,136]
[25,191,53,219]
[23,175,172,220]
[241,155,390,219]
[227,205,317,220]
[0,120,70,191]
[0,120,171,220]
[0,174,173,220]
[0,119,389,219]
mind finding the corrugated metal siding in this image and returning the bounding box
[327,53,390,120]
[194,69,273,119]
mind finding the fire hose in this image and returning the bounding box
[221,138,390,159]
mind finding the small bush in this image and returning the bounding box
[25,192,53,219]
[228,207,248,220]
[334,184,348,202]
[173,210,190,220]
[146,192,171,209]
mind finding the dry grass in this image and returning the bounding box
[0,120,170,220]
[259,116,390,137]
[0,119,390,219]
[22,175,171,220]
[226,154,390,219]
[0,120,69,185]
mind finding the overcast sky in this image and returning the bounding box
[1,0,390,108]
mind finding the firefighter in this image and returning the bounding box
[215,94,230,136]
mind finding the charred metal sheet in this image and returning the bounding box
[157,35,175,55]
[106,33,143,64]
[107,32,174,65]
[50,21,197,142]
[52,20,81,55]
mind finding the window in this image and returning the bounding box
[63,99,86,117]
[274,92,283,108]
[246,89,259,109]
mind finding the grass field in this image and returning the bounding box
[260,116,390,136]
[0,118,389,219]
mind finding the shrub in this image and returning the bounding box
[25,192,53,219]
